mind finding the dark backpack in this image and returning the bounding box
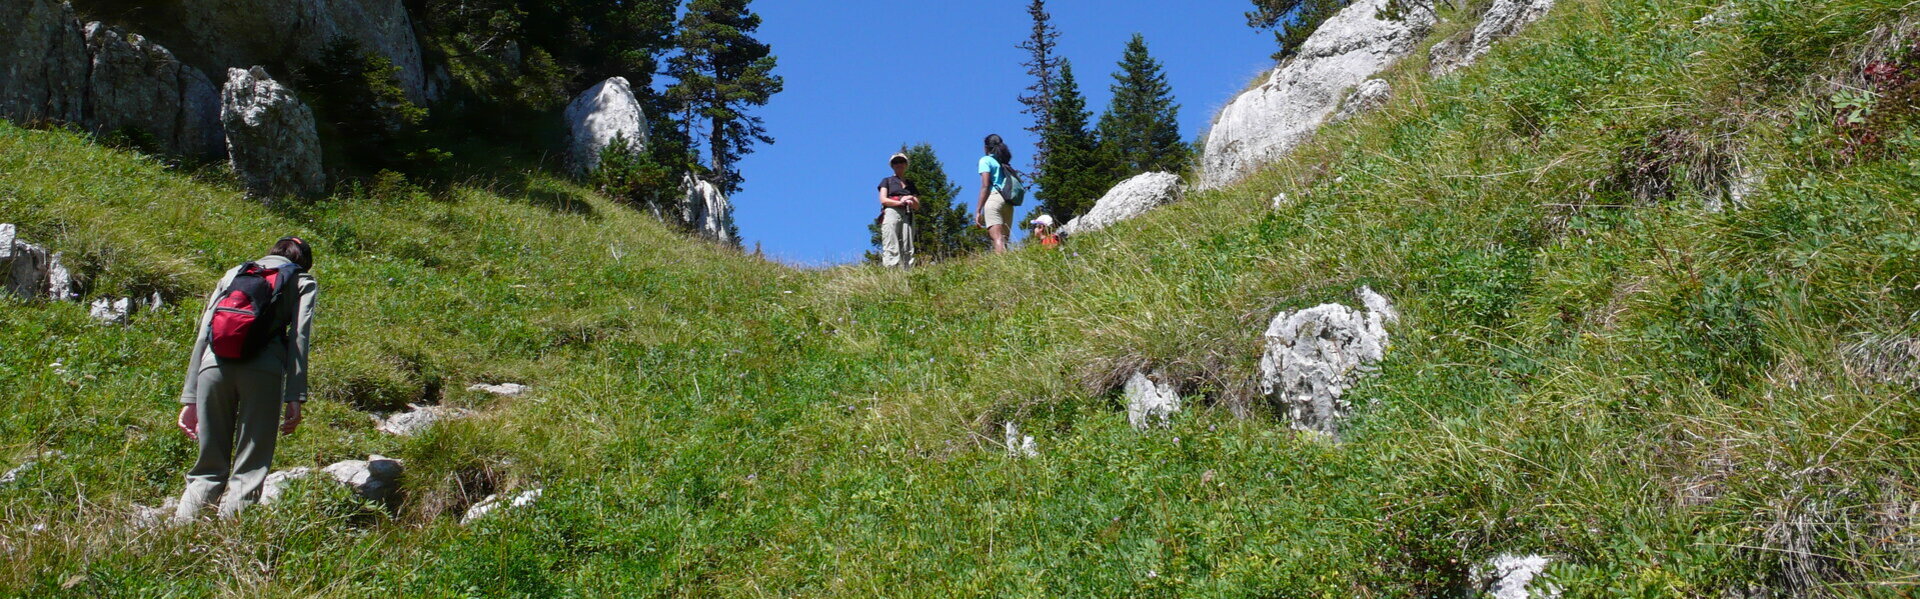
[209,262,303,361]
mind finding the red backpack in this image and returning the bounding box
[209,262,303,361]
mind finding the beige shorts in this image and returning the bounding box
[983,191,1015,229]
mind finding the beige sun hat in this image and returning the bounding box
[889,153,910,167]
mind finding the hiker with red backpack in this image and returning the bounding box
[172,237,318,522]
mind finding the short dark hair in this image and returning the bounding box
[270,236,313,270]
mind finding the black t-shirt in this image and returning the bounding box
[878,176,918,199]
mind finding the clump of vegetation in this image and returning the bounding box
[296,38,448,184]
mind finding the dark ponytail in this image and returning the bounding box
[984,134,1013,168]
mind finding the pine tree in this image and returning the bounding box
[1246,0,1352,60]
[1097,34,1189,177]
[867,144,988,264]
[1017,0,1062,168]
[666,0,784,195]
[1034,61,1119,224]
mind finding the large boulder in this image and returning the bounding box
[683,175,737,244]
[1199,0,1435,189]
[1430,0,1558,77]
[566,77,649,176]
[221,67,325,199]
[0,0,87,124]
[1258,287,1398,438]
[1059,172,1186,236]
[81,23,226,159]
[2,226,55,300]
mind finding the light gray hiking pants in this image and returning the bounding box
[880,207,914,268]
[175,364,285,521]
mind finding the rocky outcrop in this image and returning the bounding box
[1259,287,1398,438]
[461,488,543,524]
[1200,0,1435,189]
[375,404,476,436]
[323,455,404,504]
[566,77,649,176]
[1472,554,1562,599]
[683,175,737,244]
[1124,372,1182,430]
[1059,172,1186,236]
[1331,79,1393,123]
[1430,0,1558,77]
[1003,422,1038,458]
[221,67,325,199]
[2,224,76,302]
[0,0,87,124]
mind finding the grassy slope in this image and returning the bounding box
[4,0,1920,595]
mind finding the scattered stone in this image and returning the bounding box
[1124,372,1182,430]
[1059,172,1186,236]
[461,487,543,525]
[45,253,74,301]
[468,383,529,397]
[1258,287,1398,438]
[130,497,181,529]
[258,467,313,506]
[1472,554,1562,599]
[1272,193,1292,209]
[143,292,164,312]
[0,450,65,485]
[682,175,737,244]
[374,404,476,436]
[1200,0,1436,189]
[565,77,649,176]
[0,0,87,124]
[89,297,131,324]
[1003,422,1038,458]
[220,66,325,199]
[1330,78,1393,123]
[322,455,404,504]
[1430,0,1559,77]
[4,237,53,300]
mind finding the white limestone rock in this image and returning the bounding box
[1124,372,1182,430]
[565,77,649,176]
[130,497,181,529]
[683,175,737,244]
[89,297,131,324]
[469,382,529,397]
[1003,422,1038,458]
[258,467,313,506]
[221,67,324,198]
[0,450,65,485]
[375,404,476,436]
[45,253,74,302]
[1259,287,1399,438]
[1473,554,1562,599]
[323,455,404,503]
[0,0,87,124]
[1431,0,1559,77]
[461,487,543,525]
[1331,79,1393,123]
[1200,0,1436,189]
[1059,172,1186,236]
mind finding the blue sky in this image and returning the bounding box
[727,1,1275,265]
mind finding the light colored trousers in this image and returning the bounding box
[175,365,285,521]
[880,206,915,268]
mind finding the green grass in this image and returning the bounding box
[4,0,1920,596]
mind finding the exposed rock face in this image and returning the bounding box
[375,404,476,436]
[1331,79,1393,123]
[461,488,543,524]
[1003,422,1038,458]
[2,226,56,300]
[221,67,325,198]
[323,455,404,504]
[1472,554,1562,599]
[565,77,649,176]
[1200,0,1435,189]
[1430,0,1558,77]
[469,382,530,397]
[89,297,131,324]
[1059,172,1186,236]
[84,23,183,148]
[1124,372,1182,430]
[683,175,737,244]
[0,0,87,124]
[1259,287,1398,438]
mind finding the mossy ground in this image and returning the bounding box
[4,0,1920,596]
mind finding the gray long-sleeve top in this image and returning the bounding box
[178,255,319,404]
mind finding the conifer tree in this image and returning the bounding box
[867,144,988,263]
[1097,34,1189,177]
[666,0,783,195]
[1017,0,1062,168]
[1034,61,1119,223]
[1246,0,1352,60]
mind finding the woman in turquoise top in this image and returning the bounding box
[974,134,1016,253]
